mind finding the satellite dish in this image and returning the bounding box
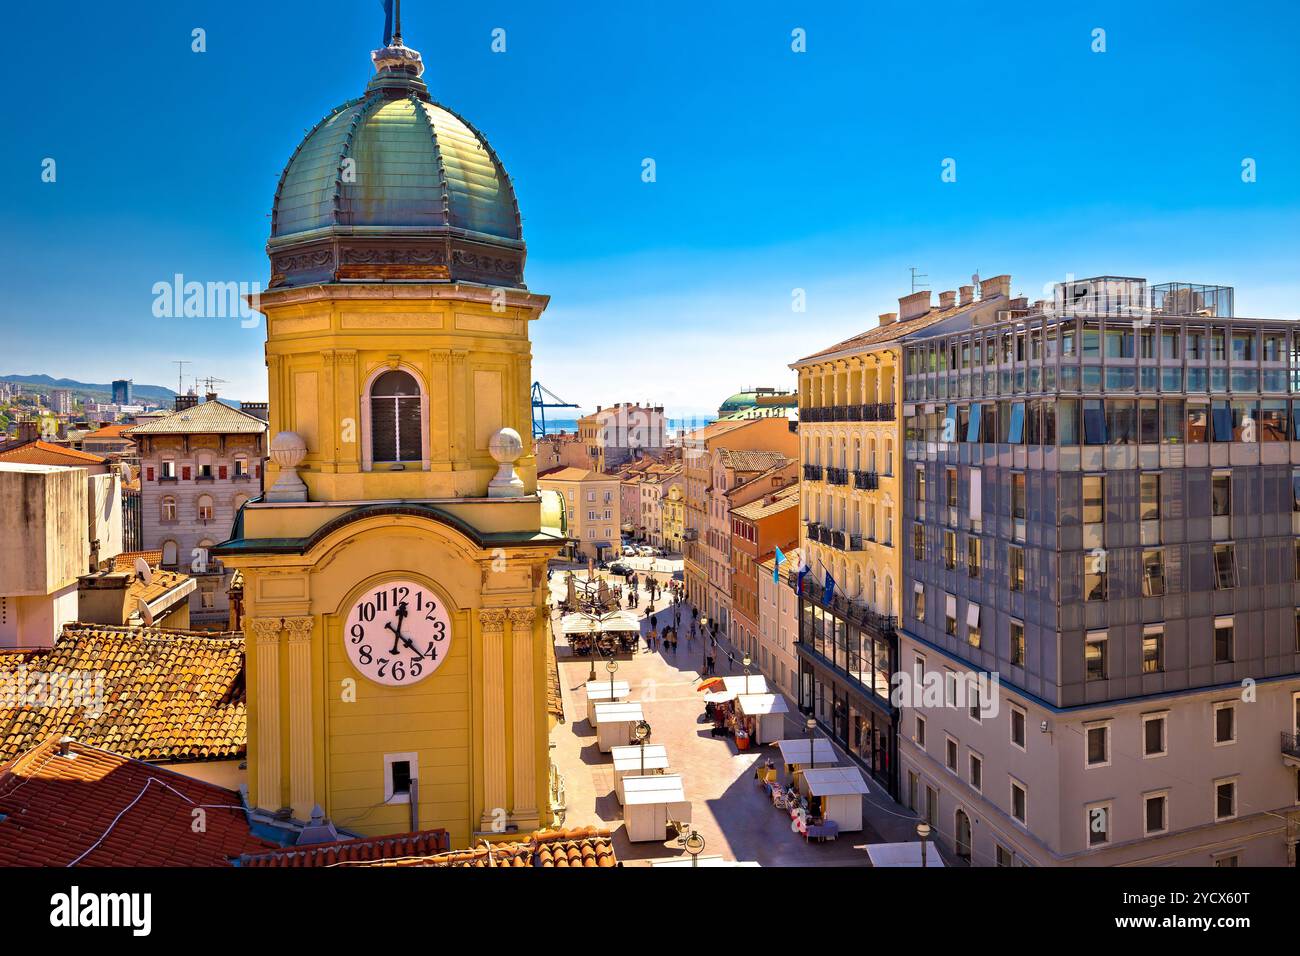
[134,557,153,585]
[119,462,134,484]
[136,596,154,626]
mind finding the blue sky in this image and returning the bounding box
[1,0,1297,415]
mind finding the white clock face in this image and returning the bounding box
[343,580,451,686]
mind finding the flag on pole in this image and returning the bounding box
[380,0,395,45]
[822,569,836,606]
[773,545,786,583]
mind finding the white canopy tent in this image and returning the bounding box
[735,693,790,745]
[610,744,669,803]
[800,767,870,832]
[650,856,759,868]
[585,679,631,725]
[560,610,641,635]
[722,674,769,697]
[593,701,645,752]
[622,773,691,843]
[865,842,947,868]
[775,738,839,771]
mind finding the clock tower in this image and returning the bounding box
[215,21,561,845]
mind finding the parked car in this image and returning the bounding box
[638,546,659,557]
[622,545,639,557]
[608,562,633,577]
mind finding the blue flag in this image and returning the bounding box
[822,570,836,606]
[773,546,785,583]
[381,0,395,45]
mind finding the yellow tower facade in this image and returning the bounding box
[215,29,560,846]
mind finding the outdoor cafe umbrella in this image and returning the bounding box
[696,677,726,693]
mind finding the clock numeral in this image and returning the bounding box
[373,590,389,612]
[376,657,390,677]
[424,643,438,661]
[350,623,365,644]
[392,585,410,605]
[392,660,406,682]
[359,602,377,622]
[425,603,440,622]
[358,644,373,665]
[410,657,423,678]
[415,590,424,611]
[432,620,446,641]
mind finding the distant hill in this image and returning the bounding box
[0,374,176,404]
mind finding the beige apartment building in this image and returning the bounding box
[683,417,799,624]
[538,466,621,561]
[578,403,668,473]
[639,463,683,551]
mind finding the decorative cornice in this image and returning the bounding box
[507,607,536,628]
[479,608,507,633]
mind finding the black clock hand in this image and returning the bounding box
[383,600,413,654]
[397,632,425,660]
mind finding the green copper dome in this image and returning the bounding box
[266,34,527,289]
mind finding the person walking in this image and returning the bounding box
[648,625,658,653]
[705,650,716,675]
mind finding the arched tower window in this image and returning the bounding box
[370,370,422,464]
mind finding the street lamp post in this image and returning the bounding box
[806,715,818,771]
[606,657,618,706]
[743,653,752,695]
[634,718,651,775]
[700,616,709,674]
[917,821,932,868]
[684,829,706,868]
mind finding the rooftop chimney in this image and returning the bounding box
[959,285,975,306]
[878,312,898,327]
[205,391,219,404]
[174,394,199,411]
[17,420,39,443]
[898,290,932,322]
[938,290,956,309]
[980,274,1012,300]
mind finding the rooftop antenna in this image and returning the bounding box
[174,360,190,397]
[909,267,929,293]
[394,0,403,44]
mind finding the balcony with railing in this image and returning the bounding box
[853,470,879,491]
[803,463,824,481]
[788,568,898,637]
[825,466,849,486]
[800,402,898,424]
[1283,732,1300,765]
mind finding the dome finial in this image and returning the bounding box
[370,0,426,93]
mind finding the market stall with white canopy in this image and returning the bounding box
[622,773,691,842]
[650,856,759,867]
[735,693,789,745]
[865,842,947,867]
[722,674,769,697]
[560,610,641,635]
[799,766,871,832]
[585,679,631,725]
[610,744,670,803]
[775,738,839,773]
[593,701,645,752]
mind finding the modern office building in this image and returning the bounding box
[112,379,133,405]
[898,275,1300,866]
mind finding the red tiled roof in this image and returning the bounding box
[81,424,134,441]
[0,440,105,467]
[0,624,246,764]
[237,830,450,867]
[369,826,617,867]
[537,466,619,482]
[112,550,164,572]
[0,737,275,867]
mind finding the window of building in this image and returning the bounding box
[967,536,981,578]
[967,603,982,649]
[197,494,214,523]
[1009,545,1025,592]
[1211,473,1232,518]
[1143,624,1165,673]
[913,524,924,561]
[1213,544,1236,590]
[383,751,418,804]
[161,496,176,522]
[1085,630,1108,681]
[913,582,925,623]
[1086,802,1111,847]
[1214,853,1240,868]
[1213,701,1236,745]
[1214,778,1237,821]
[1142,549,1165,597]
[995,844,1013,867]
[1010,778,1027,825]
[1214,616,1234,662]
[915,714,927,750]
[1144,791,1169,836]
[1010,703,1026,750]
[1010,620,1025,667]
[1143,712,1168,757]
[969,751,983,792]
[370,370,422,465]
[1085,721,1111,768]
[1083,550,1107,601]
[945,736,959,773]
[944,593,957,637]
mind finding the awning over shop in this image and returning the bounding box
[560,611,641,635]
[865,842,947,868]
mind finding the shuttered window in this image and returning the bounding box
[371,370,422,463]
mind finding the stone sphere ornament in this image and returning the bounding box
[266,431,309,502]
[487,427,525,498]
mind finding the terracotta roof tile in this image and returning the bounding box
[0,624,246,764]
[732,485,799,521]
[717,449,791,473]
[237,830,451,867]
[344,826,617,867]
[0,737,274,866]
[537,466,619,482]
[112,551,164,572]
[0,440,105,467]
